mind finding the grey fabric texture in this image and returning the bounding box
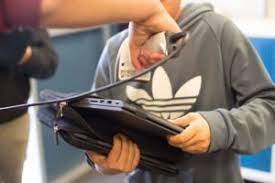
[92,3,275,183]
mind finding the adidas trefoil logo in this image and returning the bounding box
[126,67,202,120]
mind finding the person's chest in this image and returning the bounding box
[109,32,233,120]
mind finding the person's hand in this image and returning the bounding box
[167,113,211,154]
[18,46,32,65]
[129,23,165,70]
[87,134,140,175]
[129,7,181,71]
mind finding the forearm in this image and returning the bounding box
[41,0,153,24]
[41,0,161,26]
[3,0,179,33]
[41,0,179,32]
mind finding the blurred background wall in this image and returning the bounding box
[22,0,275,183]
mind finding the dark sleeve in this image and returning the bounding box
[3,0,41,28]
[18,29,58,79]
[200,20,275,154]
[0,29,32,67]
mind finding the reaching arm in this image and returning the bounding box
[40,0,179,32]
[3,0,180,69]
[3,0,180,33]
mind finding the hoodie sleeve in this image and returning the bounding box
[92,40,113,98]
[3,0,41,28]
[18,29,58,79]
[200,20,275,154]
[0,29,32,67]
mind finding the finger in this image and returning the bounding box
[132,144,141,170]
[133,60,143,71]
[172,113,197,127]
[131,48,142,71]
[168,125,197,147]
[181,143,203,154]
[138,55,149,68]
[125,141,135,172]
[149,53,165,63]
[139,48,153,62]
[140,51,164,64]
[179,134,200,148]
[107,134,122,164]
[143,60,152,69]
[118,135,130,170]
[87,151,107,165]
[90,154,106,165]
[145,56,164,66]
[141,51,164,67]
[140,48,152,61]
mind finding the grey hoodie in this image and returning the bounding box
[92,3,275,183]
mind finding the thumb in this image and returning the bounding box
[171,113,197,127]
[130,44,142,71]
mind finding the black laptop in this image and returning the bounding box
[71,97,183,138]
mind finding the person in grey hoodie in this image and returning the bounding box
[87,1,275,183]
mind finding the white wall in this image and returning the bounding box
[185,0,266,19]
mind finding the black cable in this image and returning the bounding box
[0,32,189,112]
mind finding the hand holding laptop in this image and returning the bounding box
[87,134,141,174]
[167,113,211,154]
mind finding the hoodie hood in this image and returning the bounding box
[178,3,214,30]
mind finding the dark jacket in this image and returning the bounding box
[0,29,58,123]
[0,0,40,31]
